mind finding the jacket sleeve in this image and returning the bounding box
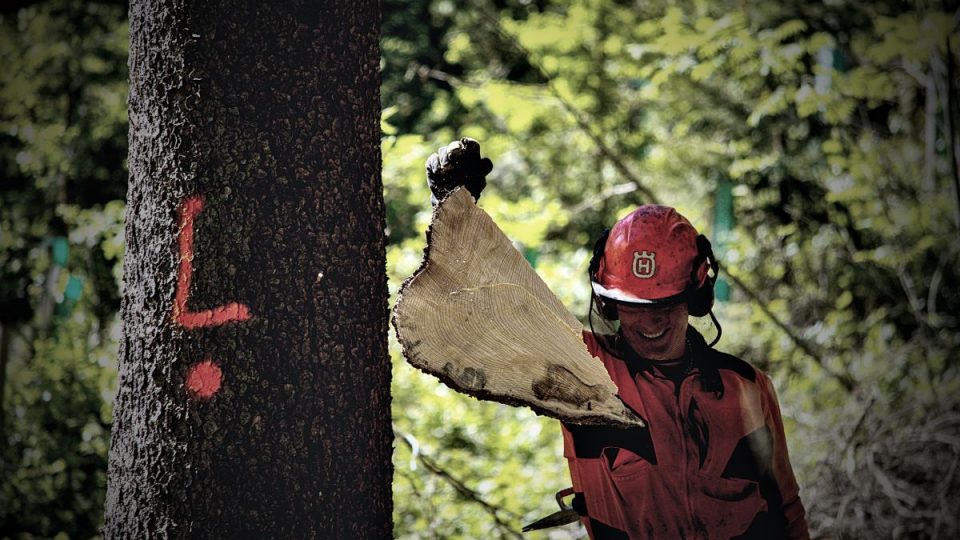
[759,373,810,540]
[561,422,594,534]
[562,332,602,533]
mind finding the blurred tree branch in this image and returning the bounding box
[394,428,523,539]
[723,269,856,392]
[467,0,660,204]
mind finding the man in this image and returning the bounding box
[426,138,809,539]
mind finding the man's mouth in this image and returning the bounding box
[638,328,667,340]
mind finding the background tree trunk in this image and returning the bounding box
[104,1,390,537]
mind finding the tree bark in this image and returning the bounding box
[105,1,390,538]
[0,323,8,441]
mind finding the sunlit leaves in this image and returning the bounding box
[747,86,790,126]
[867,13,955,64]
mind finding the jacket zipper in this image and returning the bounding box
[676,376,698,539]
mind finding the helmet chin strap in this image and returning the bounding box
[707,310,722,347]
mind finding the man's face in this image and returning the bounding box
[617,302,689,361]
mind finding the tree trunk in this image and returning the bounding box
[105,1,390,537]
[0,323,8,441]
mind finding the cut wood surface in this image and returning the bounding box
[393,188,643,428]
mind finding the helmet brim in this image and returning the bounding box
[591,281,689,308]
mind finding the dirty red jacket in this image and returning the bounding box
[561,330,809,539]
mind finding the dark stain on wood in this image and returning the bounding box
[532,364,604,408]
[442,362,487,391]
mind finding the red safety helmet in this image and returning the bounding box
[589,205,714,313]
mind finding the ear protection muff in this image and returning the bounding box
[687,234,719,317]
[587,228,619,320]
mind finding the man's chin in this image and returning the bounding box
[624,338,669,360]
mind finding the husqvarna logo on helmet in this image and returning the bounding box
[632,251,656,278]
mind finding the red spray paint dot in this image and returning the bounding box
[186,360,222,398]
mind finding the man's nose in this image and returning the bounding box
[636,310,665,324]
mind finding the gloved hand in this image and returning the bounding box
[425,137,493,206]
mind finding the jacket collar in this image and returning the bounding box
[618,326,709,380]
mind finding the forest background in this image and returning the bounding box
[1,0,958,538]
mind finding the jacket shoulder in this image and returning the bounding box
[706,348,760,383]
[582,330,597,354]
[581,331,611,359]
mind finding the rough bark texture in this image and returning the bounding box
[105,1,390,538]
[393,189,643,429]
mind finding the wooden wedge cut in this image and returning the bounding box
[393,188,643,428]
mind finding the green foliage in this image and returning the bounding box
[1,312,117,539]
[1,1,127,537]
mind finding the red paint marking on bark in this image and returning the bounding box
[186,359,222,398]
[172,194,252,328]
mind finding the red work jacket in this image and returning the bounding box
[562,330,809,539]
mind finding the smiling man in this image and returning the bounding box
[426,139,809,539]
[560,204,809,539]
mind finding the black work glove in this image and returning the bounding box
[425,137,494,206]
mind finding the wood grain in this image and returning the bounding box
[393,189,643,428]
